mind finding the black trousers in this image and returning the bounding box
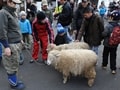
[102,46,118,70]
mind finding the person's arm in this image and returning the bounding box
[0,11,11,56]
[0,11,9,48]
[27,19,32,34]
[76,19,86,41]
[46,20,54,43]
[32,20,39,41]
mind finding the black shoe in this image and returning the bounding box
[10,81,25,90]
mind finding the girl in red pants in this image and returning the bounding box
[30,11,54,64]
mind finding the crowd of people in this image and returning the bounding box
[0,0,120,89]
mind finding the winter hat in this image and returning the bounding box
[37,11,46,21]
[110,10,120,20]
[19,11,27,16]
[57,23,65,34]
[41,0,48,6]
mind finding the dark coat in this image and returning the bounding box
[54,33,68,45]
[77,14,104,46]
[102,21,119,47]
[58,2,72,26]
[72,3,91,30]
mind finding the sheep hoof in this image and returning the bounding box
[88,79,94,87]
[63,78,67,84]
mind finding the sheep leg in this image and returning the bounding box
[84,67,96,87]
[88,79,94,87]
[63,71,69,84]
[63,75,68,84]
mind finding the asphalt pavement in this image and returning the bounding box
[1,1,120,90]
[0,44,120,90]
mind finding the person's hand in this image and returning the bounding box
[4,47,11,56]
[75,40,79,42]
[73,30,77,34]
[21,40,24,45]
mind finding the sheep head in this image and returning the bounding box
[46,43,56,53]
[47,50,61,66]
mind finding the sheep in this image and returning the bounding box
[47,42,90,53]
[47,49,97,87]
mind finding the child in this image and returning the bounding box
[102,10,120,74]
[30,11,54,64]
[19,11,32,49]
[54,23,69,45]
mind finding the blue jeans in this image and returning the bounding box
[90,46,99,55]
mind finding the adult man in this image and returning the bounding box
[41,0,53,24]
[72,0,91,39]
[0,0,25,89]
[77,7,104,54]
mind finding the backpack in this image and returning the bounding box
[109,26,120,45]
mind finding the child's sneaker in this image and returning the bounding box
[111,70,116,74]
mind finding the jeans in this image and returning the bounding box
[90,46,99,55]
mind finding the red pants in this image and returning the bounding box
[32,35,48,61]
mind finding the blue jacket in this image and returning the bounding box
[19,19,32,34]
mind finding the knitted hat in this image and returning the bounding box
[37,11,46,21]
[110,10,120,20]
[41,0,48,6]
[19,11,27,16]
[57,23,65,34]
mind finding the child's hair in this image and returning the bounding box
[57,23,65,34]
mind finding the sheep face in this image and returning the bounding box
[47,50,60,65]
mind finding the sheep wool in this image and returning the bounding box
[47,42,90,53]
[47,49,97,87]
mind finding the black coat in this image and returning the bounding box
[58,2,72,26]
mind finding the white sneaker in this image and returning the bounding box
[111,70,116,74]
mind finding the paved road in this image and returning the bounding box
[0,45,120,90]
[1,1,120,90]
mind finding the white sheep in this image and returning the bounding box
[47,49,97,87]
[47,42,90,53]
